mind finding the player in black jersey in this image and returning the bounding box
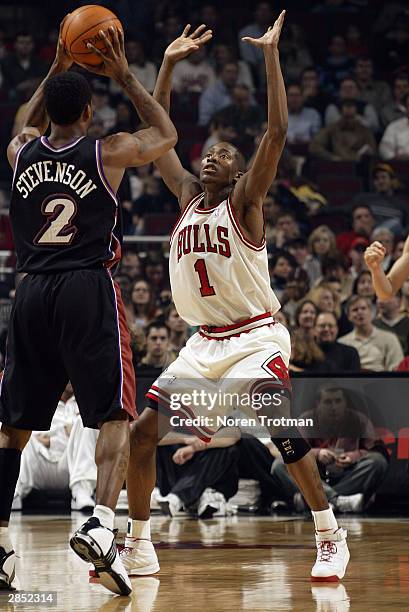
[0,21,177,596]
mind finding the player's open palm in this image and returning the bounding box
[242,9,285,48]
[82,26,129,82]
[364,241,386,271]
[165,24,212,63]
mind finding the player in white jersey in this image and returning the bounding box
[120,12,350,583]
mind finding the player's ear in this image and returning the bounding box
[233,171,244,185]
[83,103,92,123]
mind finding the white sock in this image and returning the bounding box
[312,507,338,532]
[126,518,151,545]
[93,505,115,531]
[0,527,13,552]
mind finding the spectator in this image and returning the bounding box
[380,73,409,129]
[374,293,409,355]
[238,2,273,72]
[354,56,392,112]
[165,304,189,356]
[38,28,59,65]
[271,211,301,249]
[321,35,353,93]
[198,61,240,126]
[352,270,376,313]
[308,285,341,323]
[309,99,376,161]
[269,251,297,301]
[279,23,314,82]
[348,237,370,280]
[1,31,46,102]
[294,299,319,337]
[216,84,263,149]
[379,93,409,160]
[307,225,339,277]
[320,255,352,302]
[120,250,142,281]
[289,328,327,372]
[126,38,157,93]
[325,77,379,131]
[370,227,394,271]
[271,385,388,513]
[337,204,375,257]
[287,237,322,286]
[135,321,173,374]
[131,279,160,331]
[144,254,168,294]
[286,83,321,144]
[13,385,97,512]
[172,46,216,93]
[315,311,361,371]
[350,163,407,235]
[301,66,332,117]
[280,269,310,325]
[152,14,183,64]
[345,24,368,58]
[212,43,255,92]
[110,101,138,134]
[91,80,116,133]
[338,296,404,371]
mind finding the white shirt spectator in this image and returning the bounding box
[338,326,403,371]
[379,116,409,160]
[172,59,216,93]
[325,102,379,132]
[129,61,157,93]
[287,107,322,144]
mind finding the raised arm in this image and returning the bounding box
[84,28,177,173]
[365,237,409,299]
[235,11,287,205]
[7,18,73,168]
[152,24,212,208]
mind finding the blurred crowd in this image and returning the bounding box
[0,1,408,374]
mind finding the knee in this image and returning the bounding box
[0,425,31,450]
[361,452,388,475]
[130,421,157,454]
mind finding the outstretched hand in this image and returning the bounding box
[165,24,213,64]
[80,26,129,82]
[364,241,387,271]
[242,9,285,49]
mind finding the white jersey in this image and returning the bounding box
[169,192,281,326]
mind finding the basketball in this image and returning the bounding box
[62,5,123,67]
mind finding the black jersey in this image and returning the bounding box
[10,135,121,273]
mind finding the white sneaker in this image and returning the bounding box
[120,539,160,576]
[198,488,233,520]
[71,485,95,512]
[156,493,185,517]
[311,583,351,611]
[0,545,16,590]
[311,528,350,582]
[335,493,364,513]
[70,516,132,596]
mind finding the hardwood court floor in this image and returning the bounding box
[6,513,409,611]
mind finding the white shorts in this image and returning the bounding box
[146,315,291,440]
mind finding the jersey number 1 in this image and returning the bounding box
[34,196,78,246]
[194,259,215,297]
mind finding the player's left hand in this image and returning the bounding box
[54,15,73,71]
[242,9,285,49]
[165,24,213,64]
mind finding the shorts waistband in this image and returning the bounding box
[199,312,275,340]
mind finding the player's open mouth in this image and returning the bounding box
[203,164,217,173]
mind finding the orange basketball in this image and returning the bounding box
[62,5,123,67]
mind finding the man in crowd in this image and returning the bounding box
[315,312,361,372]
[354,56,392,112]
[379,93,409,160]
[374,293,409,355]
[336,204,375,257]
[1,31,46,102]
[309,99,376,161]
[338,296,403,371]
[271,385,388,513]
[380,73,409,128]
[198,61,241,126]
[286,82,321,144]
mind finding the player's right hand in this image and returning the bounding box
[83,26,129,82]
[364,241,386,271]
[164,24,212,64]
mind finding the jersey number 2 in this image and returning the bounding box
[34,196,78,245]
[194,259,215,297]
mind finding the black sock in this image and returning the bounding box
[0,449,22,522]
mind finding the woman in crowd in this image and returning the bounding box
[294,299,319,338]
[307,226,339,279]
[131,278,161,331]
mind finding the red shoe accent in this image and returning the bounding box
[311,575,340,582]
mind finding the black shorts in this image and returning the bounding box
[0,269,136,430]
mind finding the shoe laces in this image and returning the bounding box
[317,540,337,563]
